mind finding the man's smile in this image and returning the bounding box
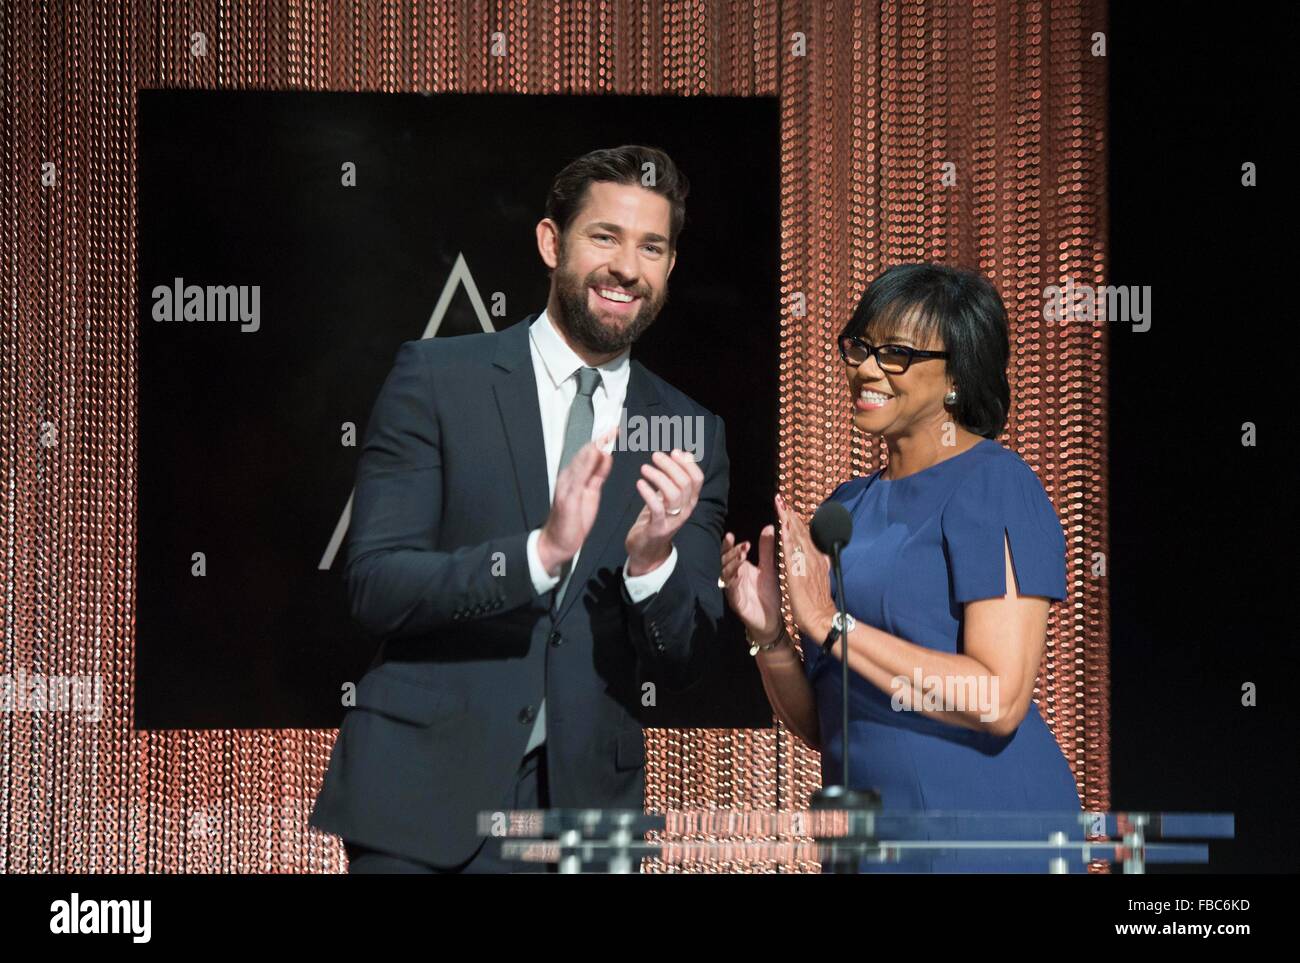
[590,284,642,315]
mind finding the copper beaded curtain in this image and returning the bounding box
[0,0,1108,873]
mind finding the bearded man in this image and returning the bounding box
[310,145,729,873]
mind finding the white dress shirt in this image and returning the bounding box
[524,309,678,599]
[521,310,678,755]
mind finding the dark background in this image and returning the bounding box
[1108,3,1297,871]
[137,91,778,731]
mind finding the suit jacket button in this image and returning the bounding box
[518,705,536,724]
[549,631,563,647]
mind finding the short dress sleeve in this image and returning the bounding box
[940,455,1068,604]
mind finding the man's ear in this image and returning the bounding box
[536,218,561,270]
[666,249,677,278]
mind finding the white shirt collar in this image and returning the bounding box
[529,308,630,391]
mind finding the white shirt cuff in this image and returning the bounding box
[623,545,678,603]
[527,528,562,596]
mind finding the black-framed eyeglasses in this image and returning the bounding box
[838,335,948,374]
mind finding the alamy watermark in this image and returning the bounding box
[49,893,150,942]
[614,407,705,462]
[890,668,1000,724]
[1,668,103,722]
[1043,278,1150,332]
[150,276,260,332]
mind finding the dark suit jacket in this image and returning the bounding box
[309,314,729,867]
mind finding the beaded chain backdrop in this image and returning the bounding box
[0,0,1107,873]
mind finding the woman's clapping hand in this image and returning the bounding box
[721,494,839,647]
[775,493,837,644]
[720,526,783,646]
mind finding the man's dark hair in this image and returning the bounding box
[839,263,1012,439]
[545,145,689,250]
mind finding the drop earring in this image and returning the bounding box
[944,388,958,405]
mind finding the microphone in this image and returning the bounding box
[808,499,881,873]
[810,501,852,556]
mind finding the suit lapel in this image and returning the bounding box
[491,316,551,532]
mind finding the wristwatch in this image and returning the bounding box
[822,611,856,654]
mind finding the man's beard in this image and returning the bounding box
[553,254,666,355]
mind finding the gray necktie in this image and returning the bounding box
[525,366,601,755]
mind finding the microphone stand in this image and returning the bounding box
[809,539,881,873]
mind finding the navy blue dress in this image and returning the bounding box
[804,439,1083,872]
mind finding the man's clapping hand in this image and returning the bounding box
[625,449,704,577]
[536,429,617,578]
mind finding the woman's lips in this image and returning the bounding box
[854,391,892,411]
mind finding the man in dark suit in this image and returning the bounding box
[309,145,728,872]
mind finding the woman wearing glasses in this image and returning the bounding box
[722,263,1082,872]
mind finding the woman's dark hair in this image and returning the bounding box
[839,263,1011,439]
[545,145,689,250]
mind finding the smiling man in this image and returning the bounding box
[309,145,730,873]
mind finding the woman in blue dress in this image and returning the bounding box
[721,263,1083,872]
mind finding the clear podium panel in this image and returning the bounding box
[475,809,1235,874]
